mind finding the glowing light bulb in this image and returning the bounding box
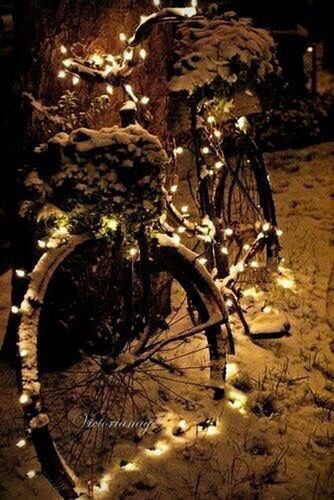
[243,243,250,251]
[214,129,222,139]
[106,218,118,230]
[20,349,28,357]
[198,257,207,265]
[177,226,186,234]
[26,470,36,479]
[226,299,233,307]
[153,0,161,6]
[141,96,150,105]
[58,70,66,79]
[236,261,245,272]
[215,161,223,169]
[221,246,228,255]
[181,205,188,213]
[263,305,272,313]
[276,229,283,236]
[63,58,72,68]
[16,269,26,278]
[262,222,270,232]
[307,46,313,53]
[106,84,114,94]
[191,0,198,6]
[226,362,238,380]
[174,146,183,155]
[224,228,233,236]
[207,115,215,124]
[124,49,133,61]
[72,75,80,85]
[146,440,169,456]
[139,48,147,59]
[170,184,178,193]
[60,45,67,54]
[122,462,138,471]
[202,146,210,155]
[119,33,127,42]
[19,393,30,404]
[129,248,138,257]
[16,439,26,448]
[11,305,19,314]
[250,261,259,268]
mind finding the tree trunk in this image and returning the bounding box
[2,0,176,360]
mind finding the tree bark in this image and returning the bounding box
[2,0,176,360]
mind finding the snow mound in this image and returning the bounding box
[170,14,279,96]
[21,125,168,235]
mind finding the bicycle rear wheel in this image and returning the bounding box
[18,234,229,498]
[215,134,279,285]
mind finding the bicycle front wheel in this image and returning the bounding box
[18,234,230,497]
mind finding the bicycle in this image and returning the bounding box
[15,8,285,498]
[17,103,237,498]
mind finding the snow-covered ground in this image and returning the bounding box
[0,142,333,499]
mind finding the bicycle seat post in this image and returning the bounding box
[120,100,138,126]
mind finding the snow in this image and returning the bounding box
[170,15,278,95]
[0,142,333,498]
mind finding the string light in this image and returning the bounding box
[19,393,30,404]
[119,33,127,42]
[191,0,198,7]
[224,228,233,236]
[215,161,223,169]
[177,226,186,234]
[15,269,26,278]
[11,305,20,314]
[181,205,188,213]
[146,440,169,456]
[170,184,178,193]
[153,0,161,6]
[63,58,72,68]
[129,248,138,257]
[139,48,147,59]
[123,49,134,61]
[60,45,67,54]
[243,243,250,251]
[58,70,66,79]
[174,146,183,155]
[307,46,313,53]
[263,305,272,313]
[226,299,233,307]
[26,470,36,479]
[20,349,28,357]
[198,257,207,265]
[262,222,270,232]
[207,115,215,124]
[106,84,114,94]
[276,229,283,236]
[214,129,222,139]
[16,439,26,448]
[250,260,259,268]
[202,146,210,155]
[72,75,80,85]
[141,96,150,105]
[221,246,228,255]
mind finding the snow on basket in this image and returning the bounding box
[22,124,168,235]
[169,14,279,96]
